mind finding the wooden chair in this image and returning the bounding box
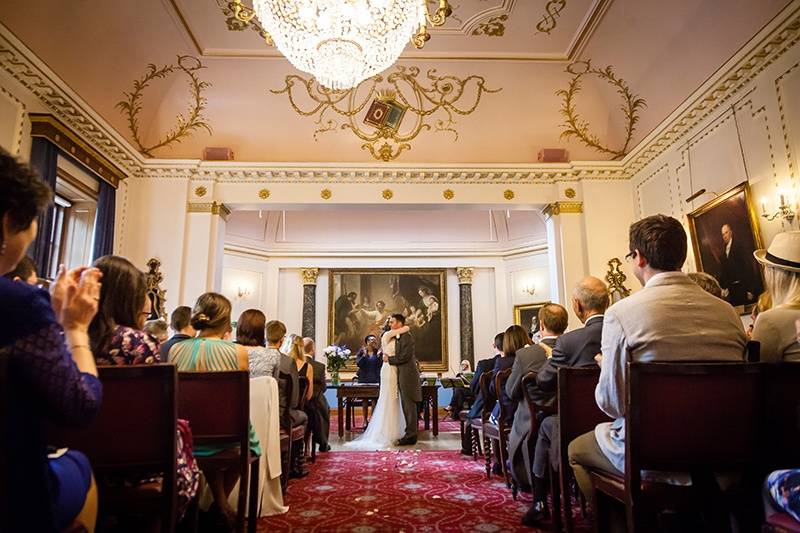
[516,370,557,501]
[483,368,513,488]
[277,371,307,491]
[556,365,608,533]
[469,371,494,465]
[177,370,258,533]
[293,376,310,475]
[47,364,178,532]
[588,362,762,533]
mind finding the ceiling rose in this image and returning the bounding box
[233,0,452,90]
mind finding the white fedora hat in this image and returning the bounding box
[753,231,800,273]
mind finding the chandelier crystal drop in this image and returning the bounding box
[247,0,450,90]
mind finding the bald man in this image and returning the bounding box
[303,338,331,452]
[522,276,609,527]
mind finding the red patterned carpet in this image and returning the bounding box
[258,450,592,532]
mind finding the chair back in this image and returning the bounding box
[297,376,310,410]
[177,370,249,448]
[494,368,513,430]
[46,364,178,530]
[521,370,553,437]
[557,365,607,447]
[626,362,761,478]
[277,371,294,431]
[762,362,800,470]
[478,370,495,421]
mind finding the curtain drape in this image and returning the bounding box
[92,179,116,260]
[27,138,58,276]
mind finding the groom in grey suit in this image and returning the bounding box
[387,314,422,445]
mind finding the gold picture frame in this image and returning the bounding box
[513,302,551,338]
[687,181,764,311]
[328,269,448,372]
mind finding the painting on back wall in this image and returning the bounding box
[328,269,448,372]
[687,181,764,311]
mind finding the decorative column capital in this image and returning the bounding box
[456,267,474,285]
[541,201,584,219]
[301,268,320,285]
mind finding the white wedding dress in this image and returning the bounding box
[344,329,406,450]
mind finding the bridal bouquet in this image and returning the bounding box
[324,344,351,386]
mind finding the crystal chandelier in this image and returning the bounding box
[232,0,452,90]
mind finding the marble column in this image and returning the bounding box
[457,267,475,368]
[301,268,319,339]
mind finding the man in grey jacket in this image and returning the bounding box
[387,314,422,445]
[568,215,747,509]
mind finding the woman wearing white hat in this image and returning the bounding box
[751,231,800,362]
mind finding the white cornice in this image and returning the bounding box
[224,241,548,259]
[2,0,800,183]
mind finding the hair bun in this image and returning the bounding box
[191,312,211,330]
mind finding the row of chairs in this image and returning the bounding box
[35,364,311,533]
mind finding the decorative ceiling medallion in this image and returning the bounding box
[564,187,576,198]
[194,186,207,197]
[471,15,508,37]
[443,189,455,200]
[557,60,646,160]
[216,0,271,44]
[535,0,566,35]
[258,188,270,199]
[504,189,514,200]
[117,56,212,157]
[320,188,332,200]
[273,65,500,162]
[382,188,394,200]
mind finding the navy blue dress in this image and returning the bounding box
[356,349,383,383]
[0,277,103,531]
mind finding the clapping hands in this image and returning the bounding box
[51,265,103,331]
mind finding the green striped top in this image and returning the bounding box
[169,337,240,372]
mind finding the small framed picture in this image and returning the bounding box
[513,302,551,339]
[687,181,764,311]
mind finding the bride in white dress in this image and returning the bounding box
[344,326,409,450]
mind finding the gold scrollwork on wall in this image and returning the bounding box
[557,60,646,160]
[117,56,212,157]
[271,65,500,162]
[536,0,566,35]
[472,15,508,37]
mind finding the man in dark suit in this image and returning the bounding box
[159,306,195,360]
[522,276,608,527]
[387,314,422,445]
[303,337,331,452]
[461,333,504,454]
[506,303,568,491]
[718,223,762,307]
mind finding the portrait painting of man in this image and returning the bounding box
[329,269,448,371]
[687,182,764,310]
[513,302,550,341]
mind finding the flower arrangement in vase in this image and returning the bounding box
[324,344,351,386]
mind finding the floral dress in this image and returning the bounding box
[99,325,200,519]
[768,469,800,522]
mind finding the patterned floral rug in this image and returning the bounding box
[258,450,592,532]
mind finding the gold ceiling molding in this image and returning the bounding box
[272,65,500,161]
[187,201,231,220]
[541,200,583,217]
[30,114,126,187]
[535,0,567,35]
[558,60,646,160]
[194,186,207,197]
[471,15,508,37]
[117,56,212,158]
[217,0,271,45]
[443,188,455,199]
[0,84,25,156]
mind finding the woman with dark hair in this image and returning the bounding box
[0,150,103,532]
[169,293,258,530]
[87,255,199,521]
[237,308,279,378]
[490,324,530,424]
[3,254,37,284]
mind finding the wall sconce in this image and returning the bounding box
[761,191,795,223]
[522,283,536,296]
[236,286,252,300]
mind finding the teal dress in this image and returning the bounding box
[169,337,261,456]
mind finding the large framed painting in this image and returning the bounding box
[687,181,764,311]
[328,269,448,372]
[513,302,551,340]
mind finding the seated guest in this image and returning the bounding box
[169,292,258,530]
[303,337,331,452]
[266,320,307,429]
[752,231,800,362]
[287,334,314,404]
[447,359,475,417]
[748,291,772,338]
[687,271,724,299]
[0,151,102,532]
[143,318,169,344]
[461,334,504,454]
[159,305,195,360]
[355,334,382,383]
[522,278,608,527]
[506,302,568,493]
[3,254,37,284]
[236,309,279,378]
[88,255,199,521]
[568,215,747,514]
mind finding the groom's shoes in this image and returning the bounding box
[395,436,418,446]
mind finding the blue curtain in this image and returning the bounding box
[28,138,58,276]
[92,179,115,260]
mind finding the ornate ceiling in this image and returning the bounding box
[0,0,791,164]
